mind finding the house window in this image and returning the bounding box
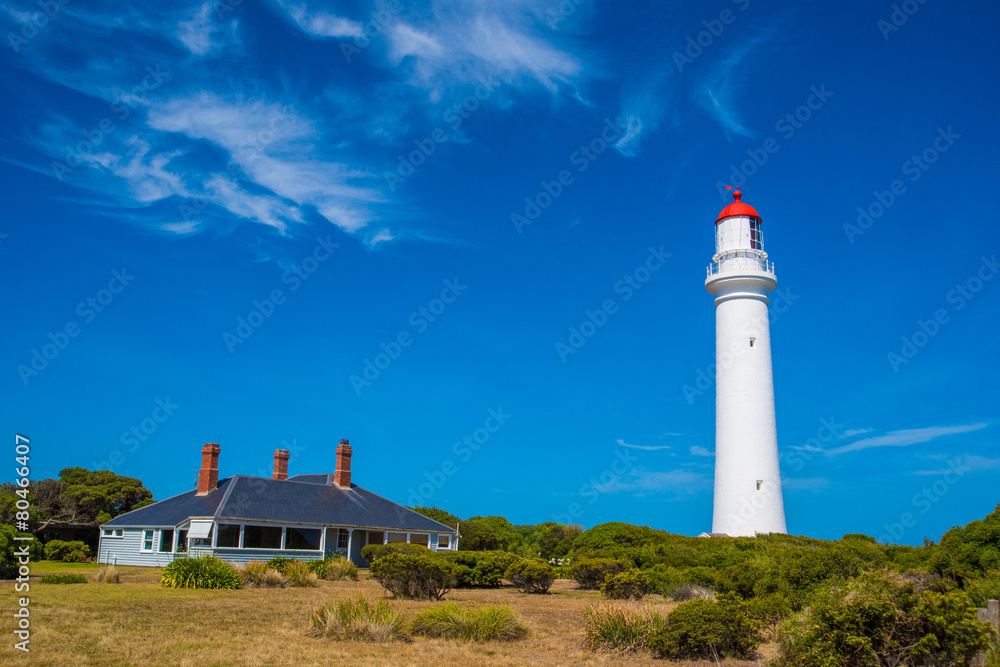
[285,527,321,550]
[386,532,407,544]
[159,530,174,553]
[177,530,188,553]
[216,524,241,548]
[410,534,429,547]
[243,525,282,549]
[438,534,450,549]
[102,529,123,538]
[142,530,155,552]
[337,529,349,549]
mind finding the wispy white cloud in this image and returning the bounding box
[912,454,1000,476]
[839,428,873,438]
[690,445,714,457]
[696,31,774,140]
[276,0,364,38]
[594,468,711,496]
[176,1,230,55]
[617,438,671,451]
[615,67,674,157]
[826,423,988,456]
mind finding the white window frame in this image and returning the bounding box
[438,534,450,549]
[158,529,175,553]
[239,524,286,551]
[141,529,155,552]
[102,528,123,538]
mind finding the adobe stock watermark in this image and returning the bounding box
[511,117,625,234]
[877,0,932,41]
[551,448,640,524]
[385,73,510,192]
[340,0,402,62]
[879,458,967,545]
[406,408,511,507]
[556,245,671,362]
[350,278,467,394]
[681,286,799,404]
[672,0,751,73]
[223,236,339,352]
[543,0,588,28]
[7,0,70,54]
[50,65,172,183]
[715,85,832,199]
[17,268,135,386]
[887,254,997,372]
[843,126,959,243]
[92,397,179,472]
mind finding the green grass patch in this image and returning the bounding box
[411,602,529,642]
[39,574,88,584]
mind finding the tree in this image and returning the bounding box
[407,506,459,529]
[55,467,154,525]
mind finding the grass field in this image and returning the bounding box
[1,562,771,666]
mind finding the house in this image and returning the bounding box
[98,440,459,567]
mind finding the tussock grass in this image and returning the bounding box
[160,556,242,590]
[411,602,529,642]
[584,602,666,653]
[39,574,88,584]
[93,565,120,583]
[310,594,410,642]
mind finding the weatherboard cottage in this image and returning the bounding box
[98,440,459,566]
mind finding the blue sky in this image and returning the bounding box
[2,0,998,545]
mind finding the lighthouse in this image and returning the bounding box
[705,190,787,537]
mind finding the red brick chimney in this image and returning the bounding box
[334,439,352,488]
[272,449,290,480]
[197,443,221,495]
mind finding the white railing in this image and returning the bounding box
[707,256,774,277]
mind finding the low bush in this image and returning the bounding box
[161,556,242,590]
[283,559,319,587]
[505,558,555,594]
[39,574,88,584]
[263,568,287,588]
[775,571,994,667]
[43,540,90,563]
[369,554,460,600]
[670,583,716,602]
[326,556,360,581]
[438,551,526,587]
[411,603,529,642]
[601,569,653,600]
[570,557,630,590]
[93,565,120,583]
[237,561,269,587]
[648,593,762,661]
[584,602,666,653]
[265,557,302,574]
[310,594,410,642]
[360,542,432,564]
[745,592,791,632]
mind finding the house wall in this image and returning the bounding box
[98,528,178,567]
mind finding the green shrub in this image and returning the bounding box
[438,551,525,587]
[324,556,359,581]
[648,593,762,660]
[745,592,792,631]
[43,539,91,563]
[39,574,88,584]
[774,571,993,667]
[284,559,319,587]
[964,569,1000,607]
[265,557,301,574]
[361,542,431,564]
[369,553,460,600]
[601,569,653,600]
[160,556,242,590]
[505,558,555,594]
[310,594,410,642]
[307,558,329,577]
[569,557,630,590]
[584,602,666,653]
[0,526,44,579]
[93,565,120,583]
[411,603,529,642]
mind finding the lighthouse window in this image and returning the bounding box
[756,480,763,490]
[749,337,756,348]
[750,220,762,249]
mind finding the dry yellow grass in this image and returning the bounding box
[1,563,772,666]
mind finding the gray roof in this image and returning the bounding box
[104,475,456,533]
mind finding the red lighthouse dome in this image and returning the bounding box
[716,190,761,224]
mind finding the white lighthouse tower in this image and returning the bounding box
[705,190,787,537]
